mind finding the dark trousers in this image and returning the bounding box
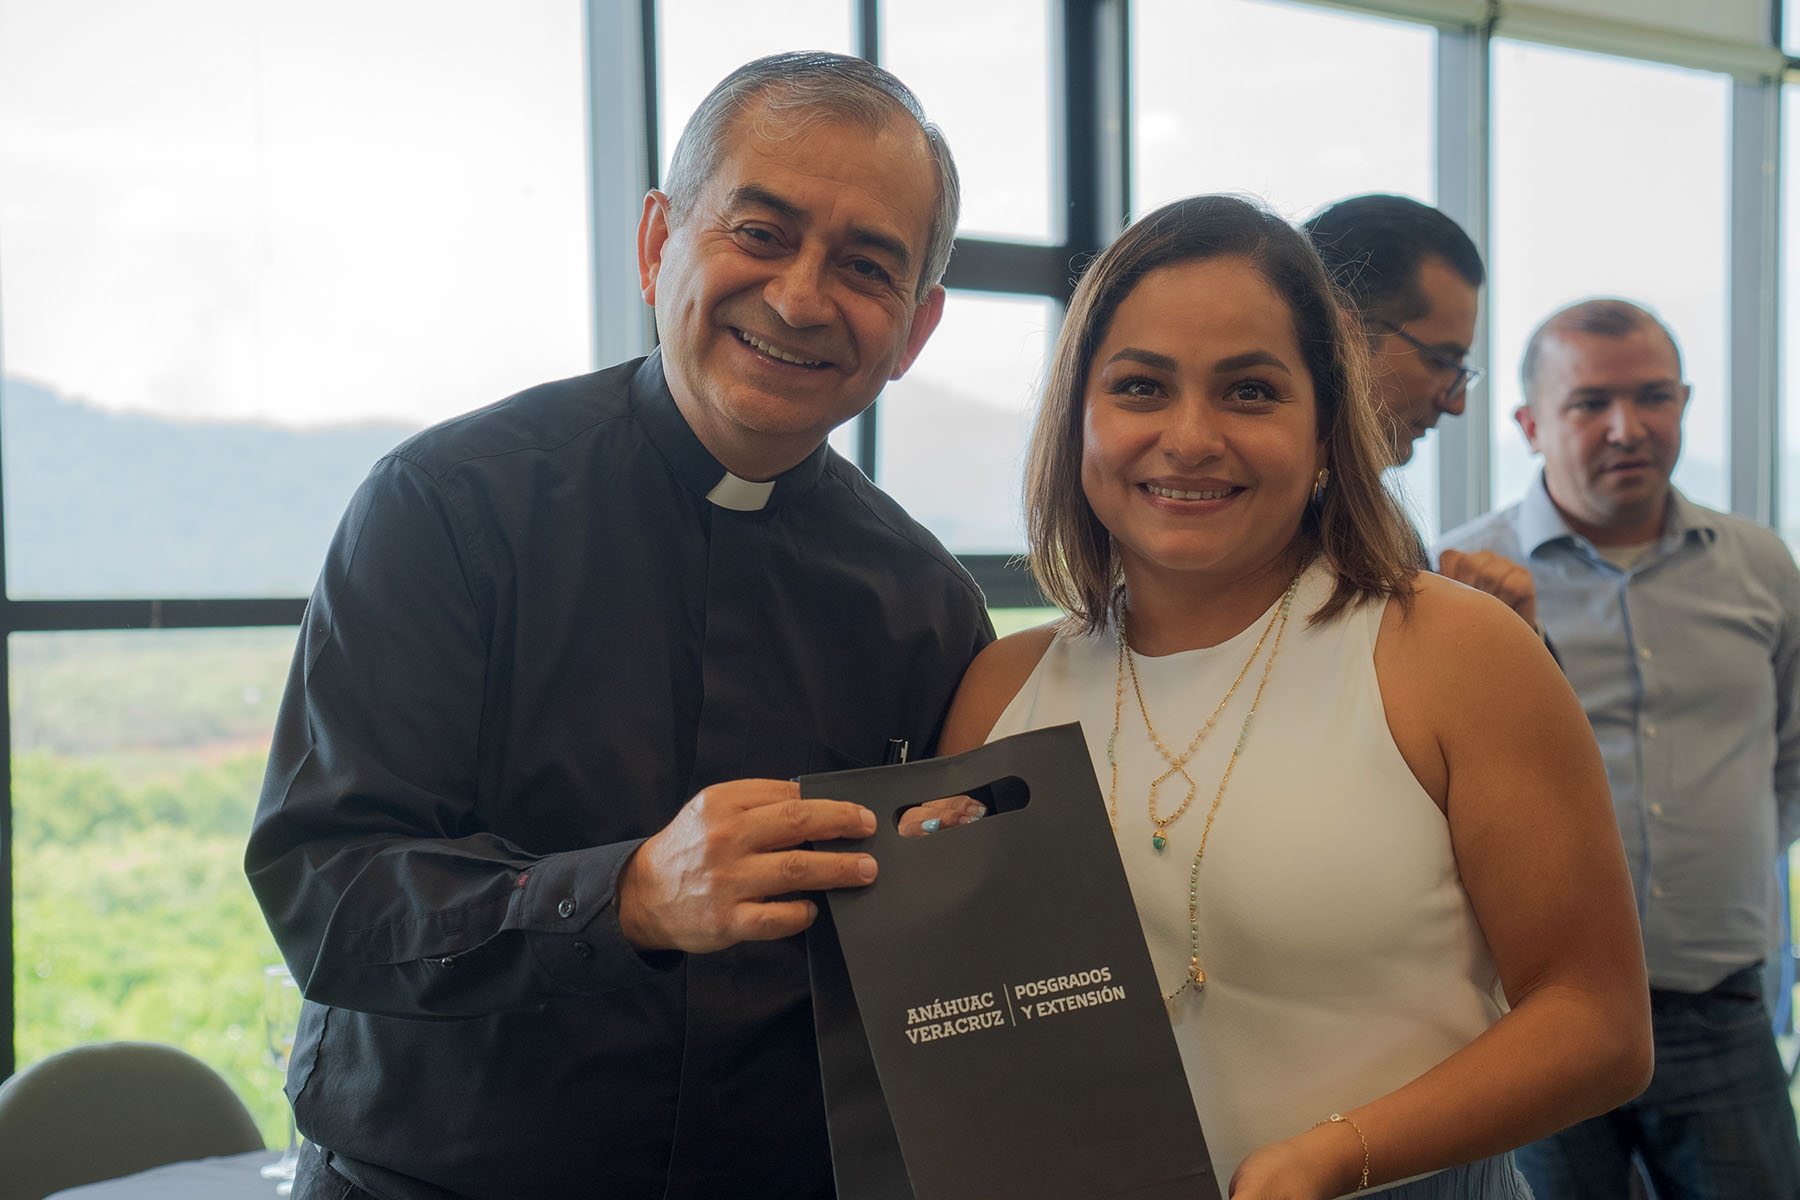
[1518,963,1800,1200]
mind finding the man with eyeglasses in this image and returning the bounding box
[1305,195,1538,627]
[1436,299,1800,1198]
[1304,193,1484,466]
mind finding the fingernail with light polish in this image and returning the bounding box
[921,817,941,833]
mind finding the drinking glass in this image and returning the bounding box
[260,963,304,1195]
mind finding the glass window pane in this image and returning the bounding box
[1131,0,1435,221]
[992,607,1061,636]
[827,415,862,466]
[1132,0,1439,535]
[0,1,593,599]
[884,0,1055,243]
[655,0,854,180]
[1785,85,1800,544]
[1489,41,1729,512]
[12,627,297,1146]
[1392,429,1441,543]
[1,386,415,599]
[876,291,1057,554]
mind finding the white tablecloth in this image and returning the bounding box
[44,1150,287,1199]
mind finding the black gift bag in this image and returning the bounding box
[803,723,1219,1200]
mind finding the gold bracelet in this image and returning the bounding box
[1321,1112,1370,1193]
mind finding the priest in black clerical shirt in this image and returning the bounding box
[247,52,991,1200]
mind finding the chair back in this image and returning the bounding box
[0,1040,265,1200]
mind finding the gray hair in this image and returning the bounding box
[663,51,960,303]
[1520,298,1684,405]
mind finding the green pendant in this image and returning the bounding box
[1151,831,1167,851]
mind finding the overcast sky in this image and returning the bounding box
[0,0,1767,531]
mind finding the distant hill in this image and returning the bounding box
[0,371,1746,599]
[0,372,1037,600]
[2,376,417,598]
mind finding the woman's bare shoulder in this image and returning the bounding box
[1380,570,1542,661]
[1377,570,1573,768]
[936,621,1063,755]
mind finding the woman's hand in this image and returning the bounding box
[895,794,987,837]
[1227,1124,1361,1199]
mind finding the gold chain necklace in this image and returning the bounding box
[1106,567,1303,1000]
[1119,588,1290,851]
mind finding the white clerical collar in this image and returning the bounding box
[705,471,776,512]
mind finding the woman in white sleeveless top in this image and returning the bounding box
[926,197,1650,1198]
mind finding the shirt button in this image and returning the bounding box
[1651,885,1665,899]
[557,897,576,919]
[1638,647,1653,661]
[1645,724,1658,738]
[1650,802,1664,817]
[572,940,594,960]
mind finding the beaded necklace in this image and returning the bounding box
[1116,586,1289,851]
[1106,566,1303,1000]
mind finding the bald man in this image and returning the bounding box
[1435,299,1800,1198]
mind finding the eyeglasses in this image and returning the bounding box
[1374,319,1484,401]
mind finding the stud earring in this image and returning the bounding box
[1312,467,1331,506]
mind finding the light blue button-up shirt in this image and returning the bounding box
[1435,475,1800,991]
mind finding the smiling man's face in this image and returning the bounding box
[1516,322,1688,546]
[637,101,945,481]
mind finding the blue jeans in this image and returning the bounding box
[1517,963,1800,1200]
[1381,1155,1534,1197]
